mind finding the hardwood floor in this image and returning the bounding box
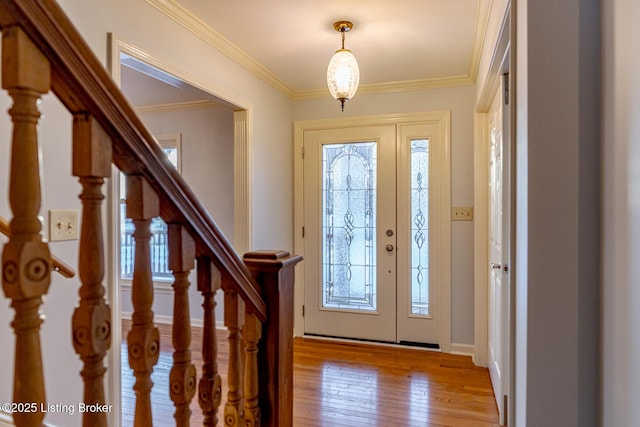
[121,320,501,426]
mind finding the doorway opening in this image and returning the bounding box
[108,35,252,427]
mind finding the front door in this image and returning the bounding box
[302,120,448,345]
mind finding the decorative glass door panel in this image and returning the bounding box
[322,142,377,311]
[410,139,430,316]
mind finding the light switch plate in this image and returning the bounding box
[452,206,473,221]
[49,209,79,241]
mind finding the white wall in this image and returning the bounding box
[602,0,640,425]
[0,0,294,425]
[0,94,84,426]
[293,85,477,345]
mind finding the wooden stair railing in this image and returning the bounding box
[0,1,302,427]
[0,216,76,278]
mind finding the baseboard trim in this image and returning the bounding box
[120,312,224,330]
[450,343,476,361]
[0,412,12,427]
[1,411,58,426]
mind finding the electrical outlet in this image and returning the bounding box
[452,206,473,221]
[49,209,79,241]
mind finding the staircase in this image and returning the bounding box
[0,0,301,426]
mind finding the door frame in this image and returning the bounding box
[293,111,452,352]
[474,2,511,367]
[474,4,515,425]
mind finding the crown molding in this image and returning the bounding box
[293,75,474,100]
[146,0,295,98]
[469,0,494,82]
[134,99,220,113]
[147,0,488,100]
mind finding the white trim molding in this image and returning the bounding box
[233,110,253,254]
[108,34,251,111]
[293,75,474,100]
[145,0,294,98]
[0,413,13,427]
[450,343,476,359]
[473,2,511,370]
[0,413,56,427]
[473,112,490,368]
[120,312,225,331]
[134,100,221,113]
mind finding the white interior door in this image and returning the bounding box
[302,121,447,345]
[488,77,510,423]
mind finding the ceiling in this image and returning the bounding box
[122,0,489,108]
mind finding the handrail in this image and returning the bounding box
[0,0,266,320]
[0,215,76,278]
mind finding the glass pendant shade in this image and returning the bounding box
[327,48,360,110]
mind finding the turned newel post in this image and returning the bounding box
[1,25,51,427]
[243,250,303,427]
[71,114,112,427]
[168,224,197,426]
[126,175,160,427]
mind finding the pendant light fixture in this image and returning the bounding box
[327,21,360,111]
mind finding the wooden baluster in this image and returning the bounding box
[168,224,197,426]
[197,258,223,426]
[71,114,112,427]
[1,25,51,427]
[126,175,160,427]
[0,216,75,278]
[243,250,303,427]
[243,312,262,427]
[224,290,245,427]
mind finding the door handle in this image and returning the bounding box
[385,244,394,252]
[490,263,501,269]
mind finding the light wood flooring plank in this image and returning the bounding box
[121,320,501,426]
